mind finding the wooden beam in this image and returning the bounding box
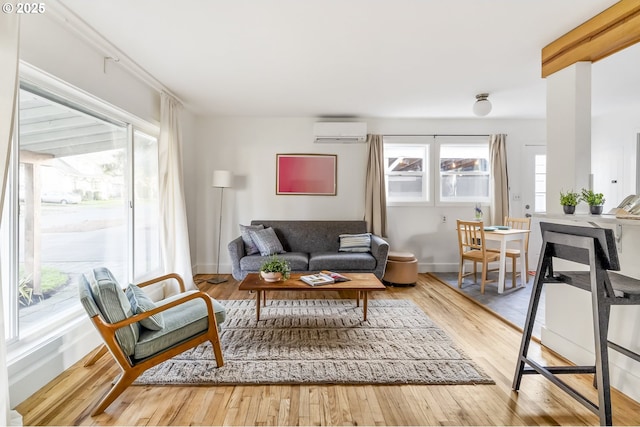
[19,149,54,164]
[541,0,640,78]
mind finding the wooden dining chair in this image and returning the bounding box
[502,216,532,287]
[456,220,501,293]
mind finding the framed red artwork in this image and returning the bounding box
[276,154,337,195]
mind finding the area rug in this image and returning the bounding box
[134,299,493,386]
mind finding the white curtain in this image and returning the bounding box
[489,134,509,225]
[364,134,387,237]
[0,11,24,427]
[159,92,196,295]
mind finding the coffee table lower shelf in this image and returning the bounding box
[237,272,386,321]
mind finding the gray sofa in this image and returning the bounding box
[228,220,389,280]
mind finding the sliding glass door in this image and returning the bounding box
[2,81,160,344]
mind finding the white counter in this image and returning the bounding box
[534,213,640,403]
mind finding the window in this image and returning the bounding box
[2,76,161,346]
[383,136,431,204]
[534,154,547,212]
[383,135,490,206]
[438,139,490,203]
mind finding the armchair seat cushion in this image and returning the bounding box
[134,292,224,360]
[309,252,377,271]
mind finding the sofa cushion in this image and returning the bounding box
[251,220,367,253]
[309,252,377,271]
[126,284,164,330]
[87,267,139,356]
[339,233,372,252]
[240,252,309,272]
[240,223,264,255]
[249,227,285,256]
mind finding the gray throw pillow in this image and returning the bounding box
[240,223,264,255]
[249,227,285,256]
[126,284,164,330]
[339,233,372,252]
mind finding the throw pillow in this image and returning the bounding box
[240,223,264,255]
[249,227,285,256]
[126,284,165,330]
[339,233,372,253]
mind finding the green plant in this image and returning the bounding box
[259,256,291,279]
[19,275,33,306]
[581,188,605,206]
[559,190,580,207]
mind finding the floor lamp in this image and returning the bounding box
[208,170,233,284]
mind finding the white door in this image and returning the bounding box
[522,145,546,274]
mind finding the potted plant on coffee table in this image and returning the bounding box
[259,256,291,282]
[559,190,580,214]
[581,188,606,215]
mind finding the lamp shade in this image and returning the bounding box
[212,170,233,188]
[472,93,492,117]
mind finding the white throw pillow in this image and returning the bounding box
[339,233,372,253]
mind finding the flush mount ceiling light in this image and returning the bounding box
[473,93,492,117]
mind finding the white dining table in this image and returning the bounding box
[483,228,530,293]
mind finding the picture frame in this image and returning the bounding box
[276,154,337,195]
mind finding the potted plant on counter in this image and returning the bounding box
[259,256,291,282]
[581,188,606,215]
[560,190,580,214]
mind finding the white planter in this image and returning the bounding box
[260,271,282,282]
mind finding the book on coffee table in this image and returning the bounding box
[300,271,351,286]
[320,271,351,282]
[300,274,334,286]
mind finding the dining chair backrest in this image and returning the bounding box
[504,216,531,248]
[457,220,488,254]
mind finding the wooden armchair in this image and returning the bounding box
[79,267,224,416]
[457,220,501,293]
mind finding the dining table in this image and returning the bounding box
[483,227,530,293]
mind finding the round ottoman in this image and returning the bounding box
[383,251,418,286]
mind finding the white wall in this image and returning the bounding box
[19,13,160,124]
[592,110,640,209]
[192,116,546,274]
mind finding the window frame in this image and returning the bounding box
[3,63,161,350]
[383,136,434,207]
[435,137,491,206]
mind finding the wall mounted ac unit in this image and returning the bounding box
[313,122,367,143]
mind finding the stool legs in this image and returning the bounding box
[590,270,613,426]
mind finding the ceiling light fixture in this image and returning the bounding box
[473,93,492,117]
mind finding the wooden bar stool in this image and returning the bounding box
[512,222,640,426]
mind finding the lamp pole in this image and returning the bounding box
[208,170,233,284]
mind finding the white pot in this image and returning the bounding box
[260,271,282,282]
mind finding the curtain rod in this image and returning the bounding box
[382,134,491,137]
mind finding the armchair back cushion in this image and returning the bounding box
[80,268,139,356]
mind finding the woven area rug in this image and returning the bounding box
[134,299,493,386]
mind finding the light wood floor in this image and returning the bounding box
[16,273,640,426]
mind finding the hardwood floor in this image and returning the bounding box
[16,274,640,425]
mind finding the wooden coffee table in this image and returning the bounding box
[238,272,386,321]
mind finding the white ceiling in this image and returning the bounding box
[57,0,639,119]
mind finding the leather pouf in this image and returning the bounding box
[383,251,418,286]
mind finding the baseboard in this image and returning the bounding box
[541,327,640,403]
